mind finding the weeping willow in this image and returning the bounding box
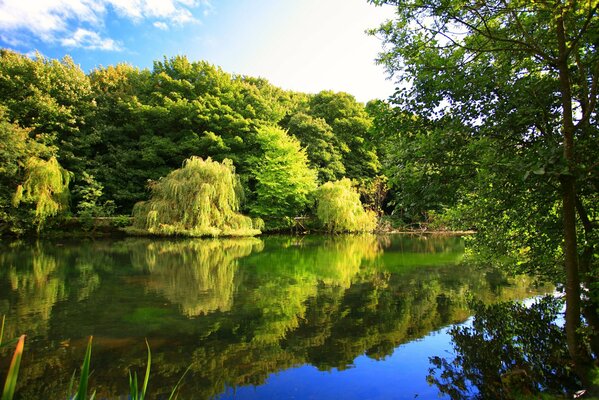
[12,156,71,230]
[315,179,377,233]
[130,157,261,237]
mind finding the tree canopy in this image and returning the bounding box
[0,51,385,233]
[315,179,377,233]
[130,156,260,237]
[370,0,599,382]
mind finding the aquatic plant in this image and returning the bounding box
[68,337,95,400]
[129,156,260,237]
[1,335,24,400]
[0,328,188,400]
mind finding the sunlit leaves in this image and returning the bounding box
[315,179,377,233]
[130,156,259,237]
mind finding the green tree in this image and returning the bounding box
[315,179,377,233]
[285,112,345,182]
[0,107,69,234]
[130,156,260,237]
[248,125,318,229]
[12,156,71,232]
[370,0,599,381]
[309,91,380,180]
[0,50,95,176]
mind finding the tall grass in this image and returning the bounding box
[1,322,188,400]
[128,340,151,400]
[68,336,95,400]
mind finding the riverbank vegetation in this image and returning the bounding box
[0,50,381,236]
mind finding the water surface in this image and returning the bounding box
[0,235,551,399]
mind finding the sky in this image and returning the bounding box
[0,0,398,103]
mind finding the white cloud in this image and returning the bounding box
[61,28,122,51]
[0,0,208,51]
[153,21,169,30]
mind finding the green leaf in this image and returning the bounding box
[74,336,93,400]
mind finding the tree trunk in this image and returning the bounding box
[556,13,593,383]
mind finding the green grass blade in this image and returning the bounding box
[128,370,136,399]
[1,335,25,400]
[75,336,93,400]
[67,369,77,399]
[167,365,192,400]
[130,371,138,399]
[0,315,5,347]
[141,339,151,400]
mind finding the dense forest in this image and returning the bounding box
[0,50,386,235]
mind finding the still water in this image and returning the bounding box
[0,235,551,399]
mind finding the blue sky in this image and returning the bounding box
[0,0,397,102]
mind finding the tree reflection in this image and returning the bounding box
[0,235,555,399]
[128,238,263,316]
[427,297,578,399]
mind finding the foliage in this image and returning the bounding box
[130,156,260,237]
[369,0,599,373]
[0,107,57,235]
[0,49,96,177]
[428,297,579,399]
[285,112,345,182]
[12,156,71,231]
[315,179,377,233]
[283,91,381,184]
[248,125,318,229]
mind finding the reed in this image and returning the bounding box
[68,336,96,400]
[1,335,25,400]
[0,328,188,399]
[129,339,151,400]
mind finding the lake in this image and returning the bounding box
[0,234,552,399]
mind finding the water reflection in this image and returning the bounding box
[0,235,552,399]
[129,238,263,317]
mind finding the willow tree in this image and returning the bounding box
[315,179,377,233]
[130,156,260,237]
[12,156,71,232]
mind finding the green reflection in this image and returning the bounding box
[128,238,263,317]
[0,235,553,399]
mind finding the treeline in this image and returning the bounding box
[0,50,388,235]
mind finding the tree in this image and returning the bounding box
[248,125,318,229]
[12,156,71,232]
[0,50,95,176]
[285,112,346,182]
[315,179,377,233]
[0,107,69,234]
[129,156,260,237]
[309,91,381,180]
[370,0,599,381]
